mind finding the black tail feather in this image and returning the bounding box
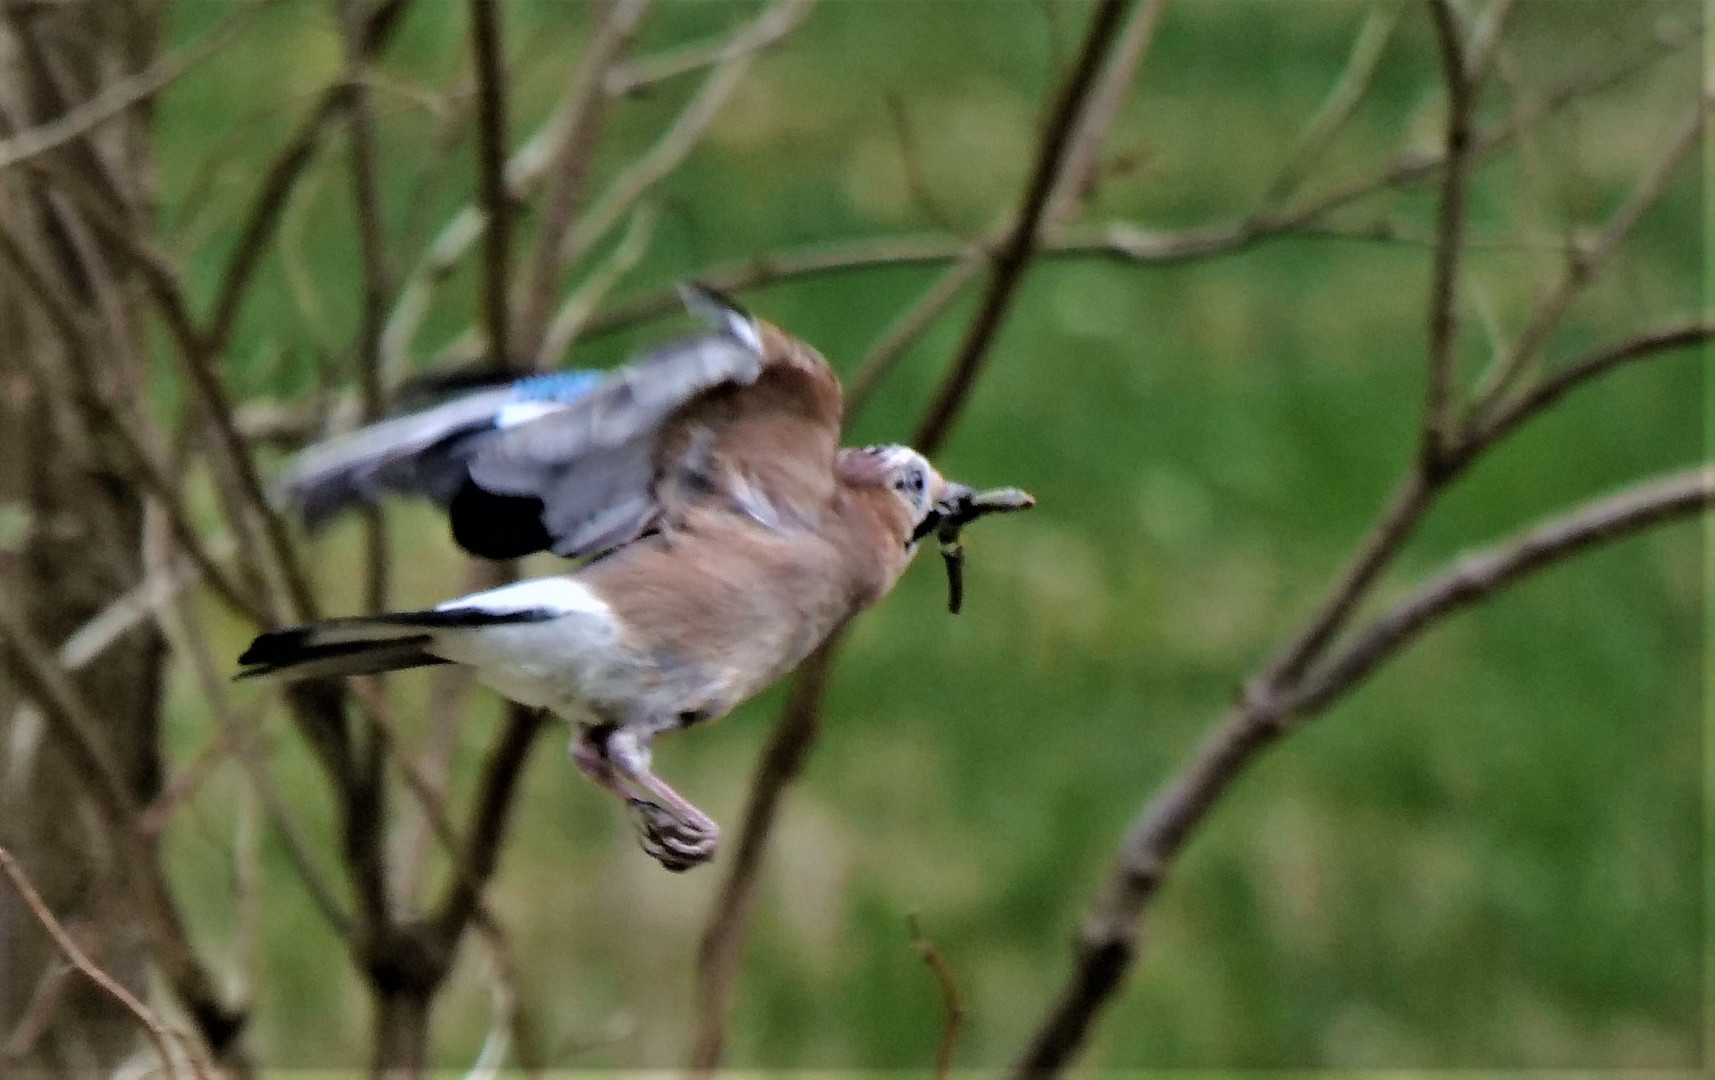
[236,607,552,682]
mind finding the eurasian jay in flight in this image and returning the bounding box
[238,288,1031,870]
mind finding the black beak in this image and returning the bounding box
[912,483,1035,614]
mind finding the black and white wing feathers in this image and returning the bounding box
[277,287,767,561]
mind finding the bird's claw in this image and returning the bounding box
[627,798,719,872]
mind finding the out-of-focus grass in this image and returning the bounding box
[150,0,1701,1069]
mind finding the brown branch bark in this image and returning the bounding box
[1468,318,1714,457]
[1010,21,1707,1067]
[687,1,1134,1068]
[341,0,394,617]
[468,0,512,372]
[0,604,248,1069]
[1014,466,1713,1073]
[207,0,413,354]
[511,0,651,361]
[0,844,210,1080]
[907,913,967,1080]
[1290,466,1714,712]
[1421,0,1474,462]
[0,0,268,173]
[913,0,1129,453]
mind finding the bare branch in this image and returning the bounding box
[146,507,353,943]
[1470,318,1713,457]
[689,632,844,1071]
[589,21,1696,346]
[468,0,514,371]
[1421,0,1476,461]
[847,249,988,411]
[0,226,264,624]
[1018,466,1715,1072]
[0,602,248,1062]
[604,0,798,98]
[1471,95,1707,409]
[691,3,1134,1068]
[0,0,268,172]
[914,0,1132,454]
[381,4,655,375]
[431,705,549,952]
[207,0,414,353]
[1047,0,1170,221]
[535,203,657,367]
[0,844,208,1080]
[907,914,967,1080]
[512,0,652,361]
[1292,466,1714,712]
[555,0,816,274]
[341,0,395,614]
[1263,3,1398,206]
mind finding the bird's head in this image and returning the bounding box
[836,444,1034,613]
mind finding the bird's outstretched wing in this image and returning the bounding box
[278,286,845,560]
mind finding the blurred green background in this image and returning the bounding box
[148,0,1702,1069]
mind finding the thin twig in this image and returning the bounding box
[535,203,658,366]
[1470,318,1714,457]
[689,3,1133,1069]
[1470,95,1708,410]
[1047,0,1170,221]
[145,508,354,942]
[1292,466,1715,711]
[513,0,652,361]
[207,0,414,354]
[847,248,989,411]
[556,0,816,274]
[689,631,844,1071]
[381,9,651,375]
[586,23,1695,348]
[907,914,966,1080]
[858,0,1165,408]
[342,0,395,615]
[1263,2,1399,206]
[604,0,799,98]
[0,227,263,624]
[468,0,513,372]
[914,0,1130,454]
[0,0,269,172]
[1421,0,1475,462]
[0,844,208,1080]
[0,603,248,1062]
[1015,465,1715,1073]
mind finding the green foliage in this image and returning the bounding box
[152,0,1700,1069]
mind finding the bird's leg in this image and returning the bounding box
[602,727,719,872]
[569,726,633,801]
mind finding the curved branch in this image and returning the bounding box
[1468,318,1713,457]
[1015,466,1713,1073]
[1291,465,1713,712]
[0,844,209,1080]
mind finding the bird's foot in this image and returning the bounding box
[627,798,719,872]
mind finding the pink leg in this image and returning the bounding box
[604,728,719,872]
[570,725,719,871]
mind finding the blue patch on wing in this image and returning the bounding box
[512,370,603,403]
